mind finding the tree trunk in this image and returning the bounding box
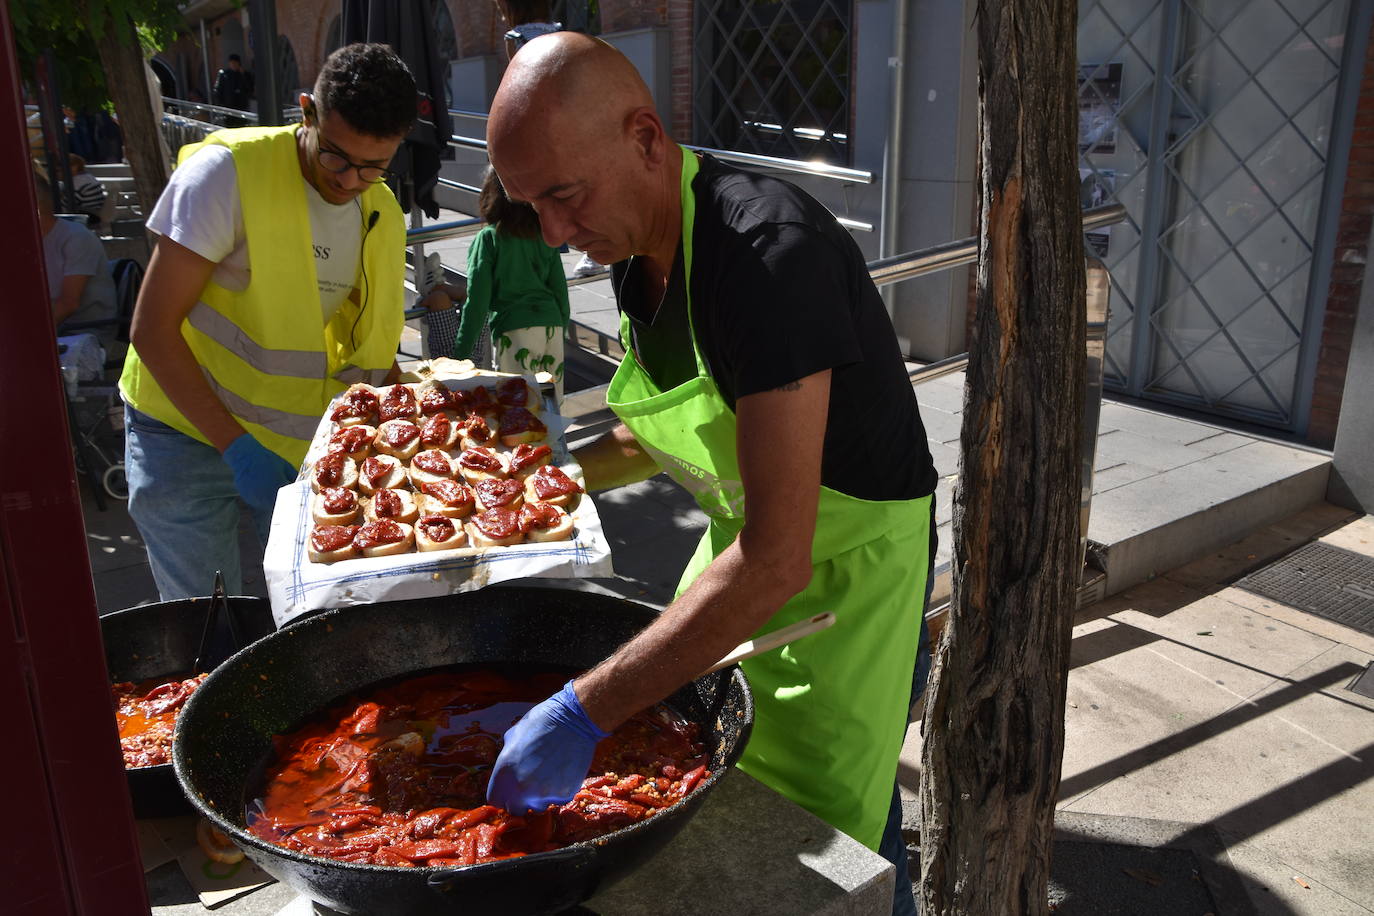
[91,9,168,219]
[918,1,1086,913]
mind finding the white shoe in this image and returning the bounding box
[418,252,444,295]
[572,252,607,278]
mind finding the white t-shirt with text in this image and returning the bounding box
[147,143,362,324]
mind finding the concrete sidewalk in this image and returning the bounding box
[897,509,1374,914]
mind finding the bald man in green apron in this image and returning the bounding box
[485,35,938,913]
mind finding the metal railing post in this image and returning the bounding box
[1080,258,1112,574]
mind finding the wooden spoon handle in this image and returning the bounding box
[700,612,836,677]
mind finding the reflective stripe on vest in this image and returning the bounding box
[201,368,321,441]
[188,303,329,379]
[333,365,392,385]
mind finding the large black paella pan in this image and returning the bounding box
[173,585,753,916]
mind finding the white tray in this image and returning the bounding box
[263,370,613,627]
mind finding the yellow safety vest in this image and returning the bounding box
[119,125,405,467]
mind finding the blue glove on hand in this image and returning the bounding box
[487,680,610,814]
[222,434,297,518]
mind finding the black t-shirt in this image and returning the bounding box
[612,154,937,502]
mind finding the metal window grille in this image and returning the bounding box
[1076,0,1361,432]
[693,0,852,166]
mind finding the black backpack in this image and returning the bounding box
[109,258,145,343]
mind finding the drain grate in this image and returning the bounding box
[1350,664,1374,701]
[1236,541,1374,638]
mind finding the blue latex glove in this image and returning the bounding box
[222,434,297,517]
[487,680,610,814]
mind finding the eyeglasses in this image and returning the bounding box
[316,145,394,184]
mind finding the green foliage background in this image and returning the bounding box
[12,0,185,111]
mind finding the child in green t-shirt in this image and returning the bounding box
[423,167,571,401]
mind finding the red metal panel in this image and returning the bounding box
[0,582,73,914]
[0,5,149,913]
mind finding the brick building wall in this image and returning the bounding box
[600,0,665,32]
[272,0,333,84]
[1309,17,1374,447]
[453,0,500,59]
[668,0,693,140]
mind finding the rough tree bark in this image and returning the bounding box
[918,1,1086,913]
[91,8,168,217]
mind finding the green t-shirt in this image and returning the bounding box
[452,225,570,358]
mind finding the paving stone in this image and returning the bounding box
[95,562,161,615]
[1098,400,1233,445]
[935,476,954,526]
[1253,640,1374,718]
[1063,650,1374,903]
[1074,575,1209,626]
[926,440,960,478]
[1220,586,1374,659]
[1100,593,1338,686]
[918,407,963,445]
[1320,515,1374,557]
[1223,842,1374,916]
[913,379,968,415]
[1094,427,1221,474]
[1184,431,1255,455]
[1059,618,1277,807]
[83,513,150,575]
[593,476,706,606]
[1049,812,1257,916]
[1090,461,1157,493]
[1048,837,1222,914]
[1089,441,1329,545]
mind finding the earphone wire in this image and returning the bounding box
[351,199,374,351]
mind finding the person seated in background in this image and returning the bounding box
[36,168,117,349]
[423,167,570,402]
[68,153,108,228]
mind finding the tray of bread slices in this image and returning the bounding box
[263,367,613,626]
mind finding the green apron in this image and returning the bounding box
[604,148,932,850]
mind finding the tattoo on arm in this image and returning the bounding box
[772,380,802,392]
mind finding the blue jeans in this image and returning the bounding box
[877,500,938,916]
[125,406,267,599]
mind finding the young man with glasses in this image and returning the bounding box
[119,43,416,600]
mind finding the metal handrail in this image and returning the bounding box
[437,176,482,196]
[430,145,873,229]
[873,203,1126,289]
[402,203,1130,291]
[406,217,483,245]
[444,108,871,184]
[161,97,303,123]
[164,98,257,121]
[448,135,488,153]
[688,144,870,183]
[902,203,1128,385]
